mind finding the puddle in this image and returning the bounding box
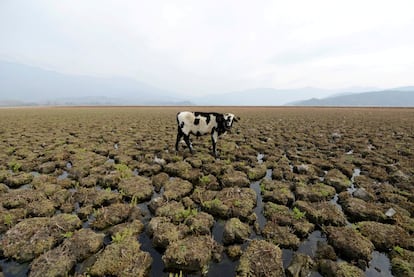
[283,231,327,270]
[82,214,96,228]
[257,153,264,164]
[66,162,72,169]
[208,253,238,277]
[330,168,361,220]
[133,168,139,176]
[212,220,225,244]
[297,231,327,258]
[250,180,266,232]
[365,251,393,277]
[18,184,32,190]
[282,249,294,268]
[347,168,360,194]
[134,186,168,276]
[138,231,165,277]
[329,193,342,210]
[103,234,112,246]
[210,219,246,274]
[207,253,239,277]
[138,202,151,221]
[75,252,99,275]
[57,170,68,180]
[30,171,40,177]
[0,259,29,277]
[265,169,272,180]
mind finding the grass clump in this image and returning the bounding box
[62,231,73,239]
[8,161,22,172]
[293,207,306,220]
[175,208,198,222]
[114,163,133,179]
[199,175,211,185]
[111,228,133,244]
[393,245,404,255]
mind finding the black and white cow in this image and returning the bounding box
[175,111,239,157]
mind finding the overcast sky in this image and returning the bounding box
[1,0,413,96]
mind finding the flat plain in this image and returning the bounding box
[0,107,413,276]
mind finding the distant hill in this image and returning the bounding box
[287,89,414,107]
[194,87,339,106]
[0,61,190,106]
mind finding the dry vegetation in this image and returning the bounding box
[0,106,413,276]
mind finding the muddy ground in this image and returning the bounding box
[0,107,413,277]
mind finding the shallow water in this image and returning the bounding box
[138,232,165,276]
[365,251,393,277]
[29,171,40,177]
[297,230,327,258]
[256,153,264,164]
[347,168,361,194]
[250,179,266,232]
[57,170,68,180]
[0,260,29,277]
[209,220,238,276]
[212,219,225,244]
[207,254,238,277]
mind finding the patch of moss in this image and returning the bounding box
[293,207,306,220]
[91,203,133,230]
[199,175,211,185]
[90,236,152,276]
[162,235,222,273]
[237,240,284,277]
[114,163,133,179]
[203,198,223,210]
[8,161,22,173]
[174,208,198,222]
[393,245,404,255]
[1,214,82,262]
[111,228,134,244]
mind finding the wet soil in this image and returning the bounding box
[0,106,412,276]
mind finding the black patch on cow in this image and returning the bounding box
[194,118,200,125]
[215,114,227,135]
[196,131,202,136]
[194,112,216,125]
[205,114,211,124]
[180,122,185,129]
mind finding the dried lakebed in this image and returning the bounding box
[0,107,413,277]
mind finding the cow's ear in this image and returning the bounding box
[234,116,240,122]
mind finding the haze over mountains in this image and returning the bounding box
[0,61,189,106]
[1,61,413,107]
[287,89,414,106]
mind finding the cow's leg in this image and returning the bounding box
[175,129,184,152]
[184,134,193,154]
[211,131,218,157]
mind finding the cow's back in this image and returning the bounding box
[177,111,218,136]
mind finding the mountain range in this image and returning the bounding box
[0,61,413,107]
[0,61,190,106]
[287,89,414,106]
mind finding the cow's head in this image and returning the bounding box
[223,113,239,131]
